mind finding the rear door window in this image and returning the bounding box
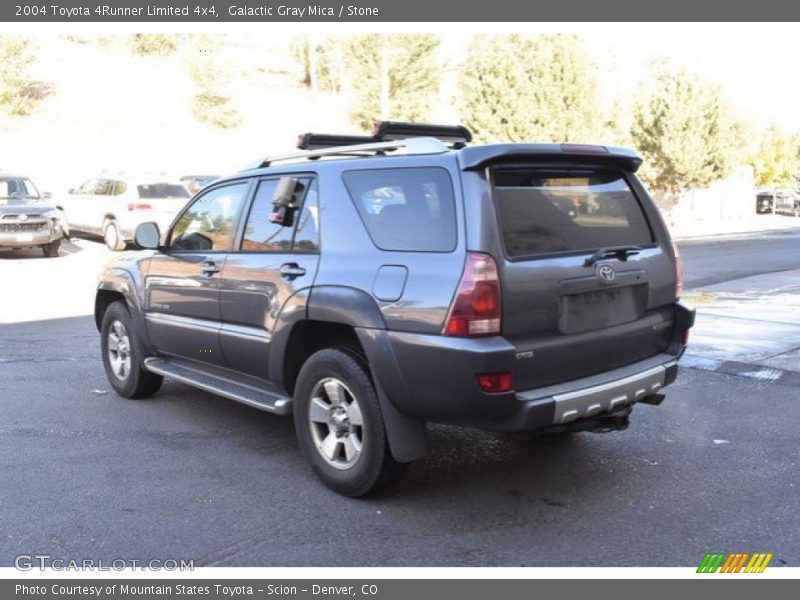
[138,184,191,200]
[492,168,654,258]
[342,167,457,252]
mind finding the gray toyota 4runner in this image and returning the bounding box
[95,122,695,496]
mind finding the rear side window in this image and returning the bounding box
[342,167,457,252]
[137,184,190,200]
[492,168,654,258]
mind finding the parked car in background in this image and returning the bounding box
[58,175,191,250]
[0,174,64,257]
[774,187,800,217]
[756,188,799,216]
[180,174,219,196]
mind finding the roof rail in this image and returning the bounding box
[247,136,450,170]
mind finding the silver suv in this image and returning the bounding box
[0,174,64,257]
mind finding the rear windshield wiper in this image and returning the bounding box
[584,245,642,266]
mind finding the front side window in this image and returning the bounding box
[169,182,248,252]
[492,168,654,258]
[240,177,319,253]
[342,167,457,252]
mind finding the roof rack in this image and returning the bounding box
[249,136,450,169]
[247,121,472,169]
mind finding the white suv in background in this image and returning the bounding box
[58,175,191,250]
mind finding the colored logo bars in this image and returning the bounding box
[697,552,773,573]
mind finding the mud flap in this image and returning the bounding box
[372,376,428,463]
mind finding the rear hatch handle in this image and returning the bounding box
[584,246,642,267]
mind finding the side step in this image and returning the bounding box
[143,357,292,416]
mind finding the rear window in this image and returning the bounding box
[492,168,654,258]
[137,184,190,200]
[342,167,457,252]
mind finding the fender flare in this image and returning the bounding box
[277,285,428,463]
[95,269,152,351]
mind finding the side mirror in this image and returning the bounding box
[269,177,302,227]
[41,191,52,200]
[68,188,75,194]
[134,222,161,250]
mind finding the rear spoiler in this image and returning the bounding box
[458,143,643,172]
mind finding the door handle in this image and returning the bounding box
[201,260,221,275]
[280,263,306,279]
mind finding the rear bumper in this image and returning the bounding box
[366,303,694,432]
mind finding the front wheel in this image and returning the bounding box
[293,348,406,497]
[42,240,60,257]
[100,301,163,398]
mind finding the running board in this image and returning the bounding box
[143,357,292,416]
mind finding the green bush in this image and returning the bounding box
[191,92,241,129]
[129,34,177,57]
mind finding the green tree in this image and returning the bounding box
[184,35,241,129]
[343,34,441,131]
[458,35,604,143]
[0,35,37,116]
[631,63,744,194]
[291,36,345,93]
[749,126,799,189]
[129,34,178,57]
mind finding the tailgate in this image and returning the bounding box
[487,165,677,390]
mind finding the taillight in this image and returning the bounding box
[127,203,152,211]
[673,242,683,299]
[444,252,501,337]
[477,371,513,393]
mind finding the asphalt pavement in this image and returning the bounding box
[0,230,798,567]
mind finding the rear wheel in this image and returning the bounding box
[103,219,126,251]
[42,240,60,257]
[293,348,406,496]
[100,301,163,398]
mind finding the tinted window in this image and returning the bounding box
[170,183,247,252]
[240,178,319,253]
[138,184,190,199]
[342,167,457,252]
[292,180,320,253]
[492,168,654,258]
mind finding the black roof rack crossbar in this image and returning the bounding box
[249,121,473,169]
[297,133,378,151]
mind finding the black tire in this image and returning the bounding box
[100,301,163,399]
[103,219,126,251]
[294,348,406,497]
[42,240,60,258]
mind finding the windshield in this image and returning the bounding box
[0,178,39,199]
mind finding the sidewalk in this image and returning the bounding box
[670,214,800,241]
[682,268,800,377]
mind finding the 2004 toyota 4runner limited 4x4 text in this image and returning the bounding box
[94,122,695,496]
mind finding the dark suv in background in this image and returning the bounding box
[94,122,694,496]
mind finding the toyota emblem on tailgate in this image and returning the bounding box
[597,264,616,283]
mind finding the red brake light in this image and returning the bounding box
[127,203,152,211]
[477,371,513,394]
[444,252,501,337]
[673,242,683,299]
